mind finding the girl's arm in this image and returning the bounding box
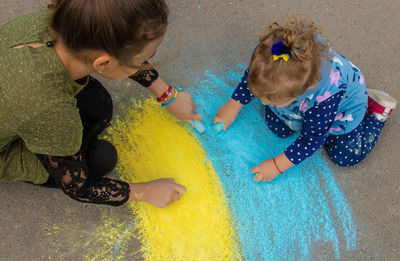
[37,152,185,207]
[37,153,130,206]
[129,65,201,123]
[128,62,159,87]
[129,179,186,208]
[148,76,202,123]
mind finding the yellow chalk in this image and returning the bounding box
[106,99,241,261]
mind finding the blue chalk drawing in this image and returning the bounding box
[110,220,136,261]
[188,64,357,260]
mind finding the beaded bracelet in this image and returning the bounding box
[272,157,284,174]
[161,87,182,107]
[157,85,173,103]
[160,89,174,104]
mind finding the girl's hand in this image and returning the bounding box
[147,77,201,125]
[213,98,243,130]
[251,159,280,182]
[129,178,187,208]
[167,91,202,124]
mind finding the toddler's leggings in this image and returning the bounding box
[264,105,385,166]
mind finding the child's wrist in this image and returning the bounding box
[129,182,150,202]
[158,86,182,107]
[274,153,294,172]
[272,157,284,174]
[157,85,173,103]
[227,98,244,111]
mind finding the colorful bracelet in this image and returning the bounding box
[160,89,174,104]
[272,157,284,174]
[157,85,173,103]
[161,88,177,107]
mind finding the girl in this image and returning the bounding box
[0,0,202,207]
[214,18,397,182]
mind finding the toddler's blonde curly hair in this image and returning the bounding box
[248,17,329,103]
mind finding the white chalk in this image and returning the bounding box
[189,120,206,134]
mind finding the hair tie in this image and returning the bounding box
[271,40,291,62]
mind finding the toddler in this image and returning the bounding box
[214,19,397,182]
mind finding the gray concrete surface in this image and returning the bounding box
[1,0,399,260]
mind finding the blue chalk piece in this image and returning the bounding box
[213,122,225,133]
[189,120,206,134]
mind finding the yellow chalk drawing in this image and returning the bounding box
[41,208,138,261]
[83,216,138,261]
[106,99,241,261]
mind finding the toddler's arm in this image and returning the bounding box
[284,91,344,164]
[231,69,255,105]
[213,69,254,129]
[253,91,344,182]
[251,152,294,182]
[213,98,243,130]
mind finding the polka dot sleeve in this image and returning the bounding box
[284,91,344,164]
[231,69,255,105]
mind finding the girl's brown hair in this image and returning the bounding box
[47,0,169,67]
[248,18,329,103]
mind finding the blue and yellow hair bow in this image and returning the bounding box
[271,40,291,62]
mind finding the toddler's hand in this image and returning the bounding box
[129,178,187,208]
[213,98,243,130]
[168,91,202,125]
[251,159,280,182]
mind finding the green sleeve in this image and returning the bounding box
[17,103,83,156]
[0,139,49,184]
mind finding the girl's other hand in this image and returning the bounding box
[129,178,187,208]
[213,98,243,130]
[167,91,202,125]
[251,159,280,182]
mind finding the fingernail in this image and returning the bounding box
[213,122,225,133]
[189,120,206,134]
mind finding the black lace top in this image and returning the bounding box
[128,62,159,87]
[37,152,131,206]
[36,66,159,206]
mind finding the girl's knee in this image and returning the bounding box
[88,139,117,177]
[329,156,358,167]
[326,148,365,167]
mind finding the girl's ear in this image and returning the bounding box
[92,52,113,73]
